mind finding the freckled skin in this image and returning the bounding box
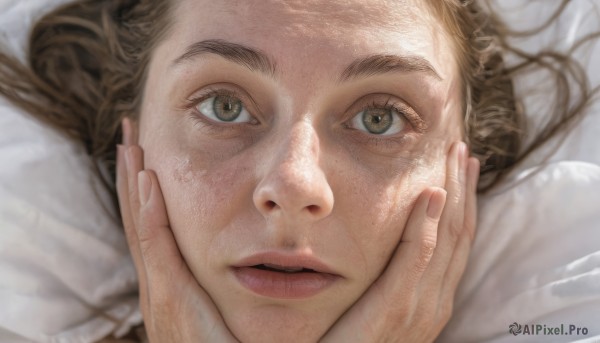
[138,0,463,342]
[172,157,195,183]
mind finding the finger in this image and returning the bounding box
[463,157,480,241]
[116,119,150,312]
[422,142,467,285]
[438,157,480,306]
[137,169,185,287]
[427,157,479,328]
[137,169,202,305]
[137,170,234,338]
[117,145,145,278]
[125,145,145,229]
[320,188,446,343]
[392,187,447,288]
[122,118,146,245]
[126,146,149,310]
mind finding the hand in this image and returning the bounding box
[320,141,480,343]
[116,118,239,343]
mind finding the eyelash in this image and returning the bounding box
[185,88,259,133]
[343,98,423,147]
[354,99,411,127]
[185,88,422,146]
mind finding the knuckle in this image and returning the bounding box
[448,191,462,207]
[414,238,436,274]
[395,296,417,322]
[448,172,462,191]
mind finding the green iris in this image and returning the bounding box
[362,108,393,134]
[212,95,243,122]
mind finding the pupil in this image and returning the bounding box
[362,109,392,134]
[213,95,242,122]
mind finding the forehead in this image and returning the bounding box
[174,0,426,33]
[166,0,453,78]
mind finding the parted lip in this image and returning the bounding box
[232,251,340,275]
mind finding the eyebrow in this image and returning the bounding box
[172,39,441,82]
[339,54,442,82]
[172,39,277,76]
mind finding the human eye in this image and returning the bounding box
[196,92,253,124]
[347,100,411,136]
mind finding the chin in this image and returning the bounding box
[224,303,337,343]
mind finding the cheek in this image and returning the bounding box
[338,145,446,282]
[139,109,249,235]
[142,138,255,269]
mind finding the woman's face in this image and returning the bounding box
[138,0,462,341]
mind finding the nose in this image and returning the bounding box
[253,121,334,223]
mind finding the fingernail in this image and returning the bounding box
[427,189,446,219]
[138,170,151,207]
[122,117,131,146]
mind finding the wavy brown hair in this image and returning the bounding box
[0,0,598,339]
[0,0,171,210]
[428,0,599,188]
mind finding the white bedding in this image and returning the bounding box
[0,1,141,341]
[439,2,600,342]
[0,99,141,342]
[0,1,599,342]
[439,161,600,343]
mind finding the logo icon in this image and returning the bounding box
[509,322,522,336]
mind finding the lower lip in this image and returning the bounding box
[232,267,339,299]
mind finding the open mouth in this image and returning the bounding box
[231,253,341,299]
[252,264,316,273]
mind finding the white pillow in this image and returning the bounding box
[492,0,600,169]
[0,99,141,341]
[0,1,598,342]
[0,2,140,342]
[439,161,600,342]
[440,1,600,341]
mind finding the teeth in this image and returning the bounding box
[263,263,304,273]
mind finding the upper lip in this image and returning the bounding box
[232,251,339,275]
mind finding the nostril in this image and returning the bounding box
[306,204,320,214]
[265,200,277,210]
